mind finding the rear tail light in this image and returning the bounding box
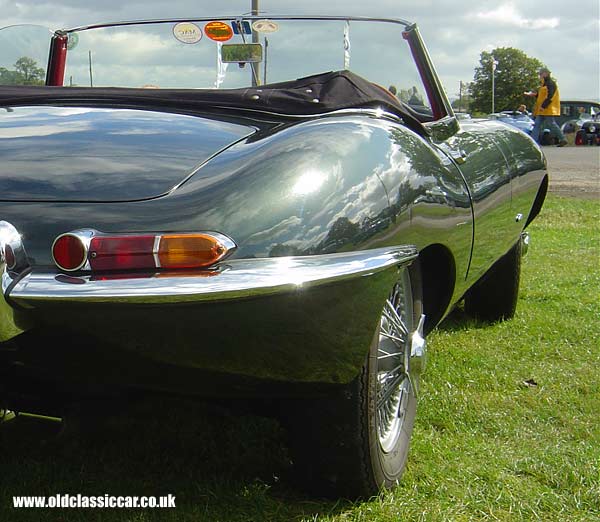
[157,234,227,269]
[52,229,235,272]
[90,235,156,271]
[52,234,88,271]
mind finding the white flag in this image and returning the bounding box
[344,21,351,70]
[215,42,229,88]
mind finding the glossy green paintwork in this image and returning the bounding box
[0,16,547,395]
[0,104,546,390]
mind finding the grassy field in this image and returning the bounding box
[1,195,598,521]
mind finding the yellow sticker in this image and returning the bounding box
[204,21,233,42]
[173,22,202,44]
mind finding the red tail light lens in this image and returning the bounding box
[52,230,235,272]
[52,234,87,271]
[89,235,156,271]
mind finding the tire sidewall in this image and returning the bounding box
[365,263,422,488]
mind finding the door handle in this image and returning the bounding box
[448,148,468,164]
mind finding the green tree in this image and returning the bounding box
[470,48,544,114]
[0,67,21,85]
[0,57,45,85]
[452,81,473,112]
[14,56,45,84]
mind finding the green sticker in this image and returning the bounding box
[67,32,79,50]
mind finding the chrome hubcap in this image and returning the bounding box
[410,314,427,394]
[376,268,426,453]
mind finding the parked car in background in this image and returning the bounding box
[0,15,548,499]
[558,99,600,129]
[574,117,600,146]
[558,100,600,142]
[488,111,534,135]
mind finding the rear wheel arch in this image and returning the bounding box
[525,174,548,227]
[464,239,522,322]
[418,244,455,334]
[281,259,425,499]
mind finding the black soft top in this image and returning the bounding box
[0,70,427,134]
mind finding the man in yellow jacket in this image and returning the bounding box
[525,67,567,146]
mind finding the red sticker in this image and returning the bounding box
[204,21,233,42]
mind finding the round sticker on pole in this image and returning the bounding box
[66,32,79,50]
[204,21,233,42]
[173,22,203,44]
[252,20,279,34]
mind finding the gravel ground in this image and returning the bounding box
[542,145,600,200]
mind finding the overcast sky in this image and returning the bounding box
[1,0,599,101]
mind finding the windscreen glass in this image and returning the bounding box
[0,24,52,85]
[61,18,432,115]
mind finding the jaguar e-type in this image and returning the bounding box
[0,15,547,498]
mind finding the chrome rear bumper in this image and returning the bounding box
[3,235,417,342]
[8,247,417,305]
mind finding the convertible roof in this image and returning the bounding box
[0,70,427,133]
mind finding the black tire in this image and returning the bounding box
[282,262,424,499]
[464,239,522,322]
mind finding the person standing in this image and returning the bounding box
[525,67,567,146]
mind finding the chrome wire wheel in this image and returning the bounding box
[282,259,424,499]
[376,268,414,453]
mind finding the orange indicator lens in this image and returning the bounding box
[158,234,226,268]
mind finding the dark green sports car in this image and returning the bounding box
[0,15,547,498]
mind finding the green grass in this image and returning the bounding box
[1,195,599,521]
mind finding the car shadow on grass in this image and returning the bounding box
[0,395,353,522]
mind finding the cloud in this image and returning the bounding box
[0,1,597,101]
[475,3,559,30]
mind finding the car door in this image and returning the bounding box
[401,25,516,286]
[433,121,515,285]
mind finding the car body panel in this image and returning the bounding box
[0,106,256,202]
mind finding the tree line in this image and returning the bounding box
[2,48,546,115]
[0,57,45,85]
[455,47,545,115]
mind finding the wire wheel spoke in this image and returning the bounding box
[381,299,409,338]
[376,369,406,410]
[375,270,414,453]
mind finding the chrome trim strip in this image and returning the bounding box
[199,107,404,123]
[63,15,413,34]
[152,235,161,268]
[9,246,418,306]
[520,232,530,257]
